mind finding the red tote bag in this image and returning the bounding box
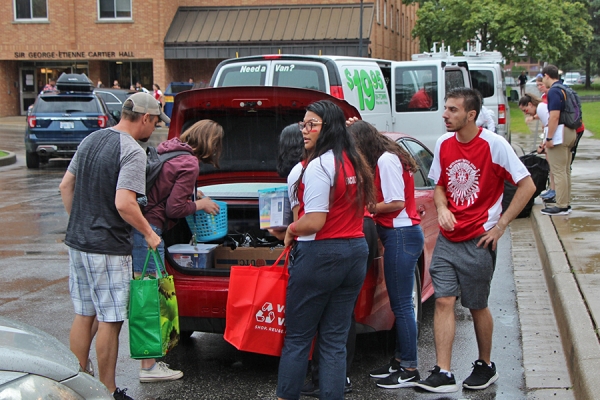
[224,247,290,356]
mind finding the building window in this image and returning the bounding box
[14,0,47,20]
[390,5,394,31]
[396,10,400,35]
[376,0,380,24]
[384,0,387,28]
[98,0,131,19]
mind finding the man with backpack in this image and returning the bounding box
[540,64,580,216]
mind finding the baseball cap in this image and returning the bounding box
[123,92,170,123]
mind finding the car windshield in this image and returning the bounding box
[35,97,97,113]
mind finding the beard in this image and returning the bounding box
[445,115,469,132]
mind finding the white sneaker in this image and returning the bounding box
[139,361,183,382]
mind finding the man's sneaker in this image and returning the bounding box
[300,377,352,397]
[540,189,556,200]
[541,206,570,216]
[369,357,400,378]
[462,360,499,390]
[113,388,133,400]
[415,366,459,393]
[139,361,183,382]
[376,367,420,389]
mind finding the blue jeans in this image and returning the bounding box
[132,225,164,275]
[377,224,424,369]
[277,238,368,400]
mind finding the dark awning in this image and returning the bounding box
[164,4,374,59]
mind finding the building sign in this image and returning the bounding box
[14,51,135,59]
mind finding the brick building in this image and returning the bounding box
[0,0,419,117]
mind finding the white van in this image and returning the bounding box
[209,54,471,150]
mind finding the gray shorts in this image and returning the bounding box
[429,234,496,310]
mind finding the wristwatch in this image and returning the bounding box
[546,137,553,141]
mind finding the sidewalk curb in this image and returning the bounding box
[0,151,17,167]
[531,204,600,399]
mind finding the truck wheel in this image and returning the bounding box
[26,152,40,169]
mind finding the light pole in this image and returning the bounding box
[359,0,363,57]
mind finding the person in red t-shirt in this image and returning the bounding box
[408,86,433,109]
[276,100,375,400]
[349,121,424,390]
[417,88,535,393]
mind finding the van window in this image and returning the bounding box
[471,70,495,98]
[272,63,326,91]
[216,63,268,86]
[394,66,438,112]
[445,70,467,92]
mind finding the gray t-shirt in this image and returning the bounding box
[65,128,146,255]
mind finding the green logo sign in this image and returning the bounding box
[344,68,388,110]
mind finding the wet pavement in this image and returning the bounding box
[0,116,598,399]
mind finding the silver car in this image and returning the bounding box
[0,316,112,399]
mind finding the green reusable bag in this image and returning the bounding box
[129,249,180,359]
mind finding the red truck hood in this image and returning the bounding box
[167,86,360,186]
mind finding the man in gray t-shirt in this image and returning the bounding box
[59,92,169,398]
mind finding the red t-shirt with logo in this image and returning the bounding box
[373,152,420,228]
[428,128,530,242]
[296,150,364,241]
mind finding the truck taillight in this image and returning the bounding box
[27,116,36,128]
[330,86,344,100]
[98,115,108,128]
[498,104,506,125]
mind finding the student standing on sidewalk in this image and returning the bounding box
[540,64,579,215]
[349,121,424,390]
[417,88,536,393]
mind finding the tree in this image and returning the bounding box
[411,0,592,63]
[581,0,600,88]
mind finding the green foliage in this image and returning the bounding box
[412,0,592,63]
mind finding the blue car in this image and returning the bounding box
[24,73,116,169]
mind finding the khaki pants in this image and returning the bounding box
[546,127,577,208]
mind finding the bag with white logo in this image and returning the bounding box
[224,247,289,356]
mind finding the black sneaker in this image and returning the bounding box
[369,357,400,378]
[344,377,352,394]
[541,206,570,216]
[300,377,352,397]
[462,360,499,390]
[415,366,459,393]
[300,380,319,398]
[377,367,420,389]
[113,388,133,400]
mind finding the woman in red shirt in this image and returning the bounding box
[276,100,374,400]
[350,121,424,390]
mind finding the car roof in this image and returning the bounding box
[94,88,136,100]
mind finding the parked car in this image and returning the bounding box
[524,77,542,98]
[25,73,116,168]
[94,88,136,121]
[163,86,438,338]
[576,75,587,85]
[563,72,581,86]
[0,316,112,399]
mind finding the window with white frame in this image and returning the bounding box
[98,0,131,19]
[14,0,47,20]
[390,5,394,31]
[376,0,380,24]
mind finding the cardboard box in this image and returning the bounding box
[258,186,292,230]
[214,245,286,270]
[168,243,218,269]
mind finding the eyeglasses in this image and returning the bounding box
[298,120,324,131]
